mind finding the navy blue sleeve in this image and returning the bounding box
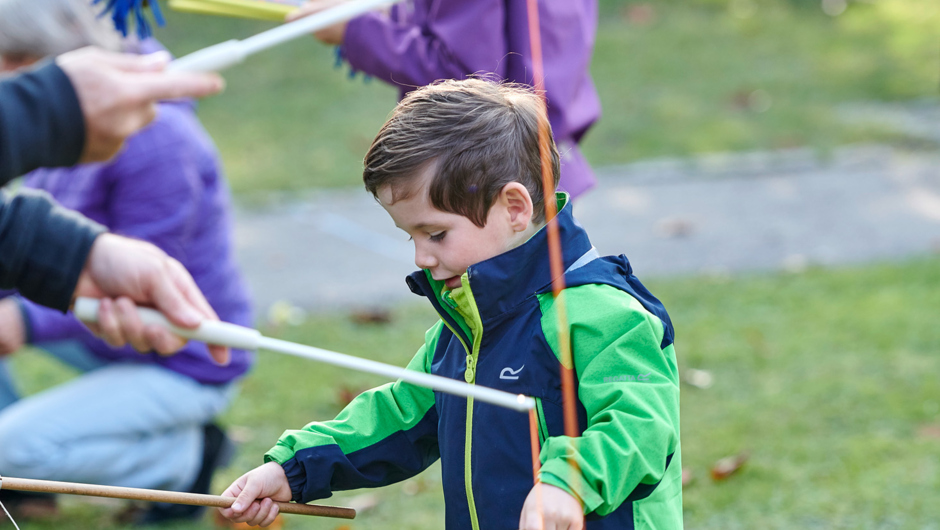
[0,61,85,183]
[0,189,104,312]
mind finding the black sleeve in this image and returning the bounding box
[0,61,85,184]
[0,189,104,312]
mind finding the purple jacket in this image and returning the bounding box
[16,98,254,386]
[341,0,600,198]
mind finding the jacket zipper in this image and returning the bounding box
[438,281,483,530]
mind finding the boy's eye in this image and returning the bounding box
[429,231,446,242]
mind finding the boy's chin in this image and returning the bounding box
[444,276,462,289]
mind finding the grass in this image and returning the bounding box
[9,255,940,528]
[149,0,938,194]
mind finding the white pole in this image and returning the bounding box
[168,0,400,72]
[240,0,397,55]
[73,298,535,412]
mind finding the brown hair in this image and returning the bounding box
[363,79,560,226]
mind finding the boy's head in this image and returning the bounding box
[363,79,561,288]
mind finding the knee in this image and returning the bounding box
[0,411,56,477]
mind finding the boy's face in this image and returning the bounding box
[378,179,528,290]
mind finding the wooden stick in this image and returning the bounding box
[0,477,355,520]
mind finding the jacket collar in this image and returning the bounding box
[407,192,594,323]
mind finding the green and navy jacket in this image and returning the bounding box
[266,194,682,529]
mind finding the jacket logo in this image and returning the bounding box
[499,365,525,380]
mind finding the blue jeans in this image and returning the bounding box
[0,341,234,491]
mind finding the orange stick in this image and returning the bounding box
[0,476,355,519]
[529,408,544,529]
[526,0,584,511]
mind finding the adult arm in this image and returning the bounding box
[0,189,103,311]
[0,189,229,361]
[17,109,214,354]
[0,47,223,183]
[0,63,84,185]
[292,0,506,89]
[536,284,681,516]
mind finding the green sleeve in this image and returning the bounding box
[537,285,681,516]
[264,321,444,501]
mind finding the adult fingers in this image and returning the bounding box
[166,259,231,364]
[64,47,173,73]
[148,258,206,330]
[170,259,219,322]
[96,298,127,348]
[285,0,325,22]
[128,71,225,104]
[144,325,188,356]
[115,297,150,352]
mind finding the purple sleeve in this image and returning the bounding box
[19,297,93,344]
[340,0,506,88]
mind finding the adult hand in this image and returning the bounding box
[0,299,25,356]
[518,483,584,530]
[219,462,293,527]
[74,233,230,365]
[286,0,349,46]
[55,47,225,164]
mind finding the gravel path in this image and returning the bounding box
[234,144,940,313]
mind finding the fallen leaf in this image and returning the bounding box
[346,493,381,513]
[655,217,694,238]
[623,3,656,26]
[683,368,714,389]
[917,423,940,440]
[336,386,366,408]
[711,451,750,481]
[350,308,393,325]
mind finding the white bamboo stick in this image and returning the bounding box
[168,0,400,72]
[73,298,535,412]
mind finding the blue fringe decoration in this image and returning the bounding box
[94,0,165,39]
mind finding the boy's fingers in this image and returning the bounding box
[234,501,263,524]
[247,498,275,526]
[260,503,280,527]
[231,478,262,513]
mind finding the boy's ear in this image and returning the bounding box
[499,183,534,232]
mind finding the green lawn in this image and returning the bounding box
[150,0,938,194]
[10,256,940,528]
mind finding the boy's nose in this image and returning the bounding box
[414,247,437,269]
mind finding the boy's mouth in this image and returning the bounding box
[444,276,462,289]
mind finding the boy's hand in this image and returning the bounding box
[219,462,293,527]
[518,483,584,530]
[286,0,348,45]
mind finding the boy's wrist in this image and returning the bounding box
[538,469,602,515]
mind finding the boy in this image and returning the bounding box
[220,80,682,529]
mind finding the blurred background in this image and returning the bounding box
[10,0,940,527]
